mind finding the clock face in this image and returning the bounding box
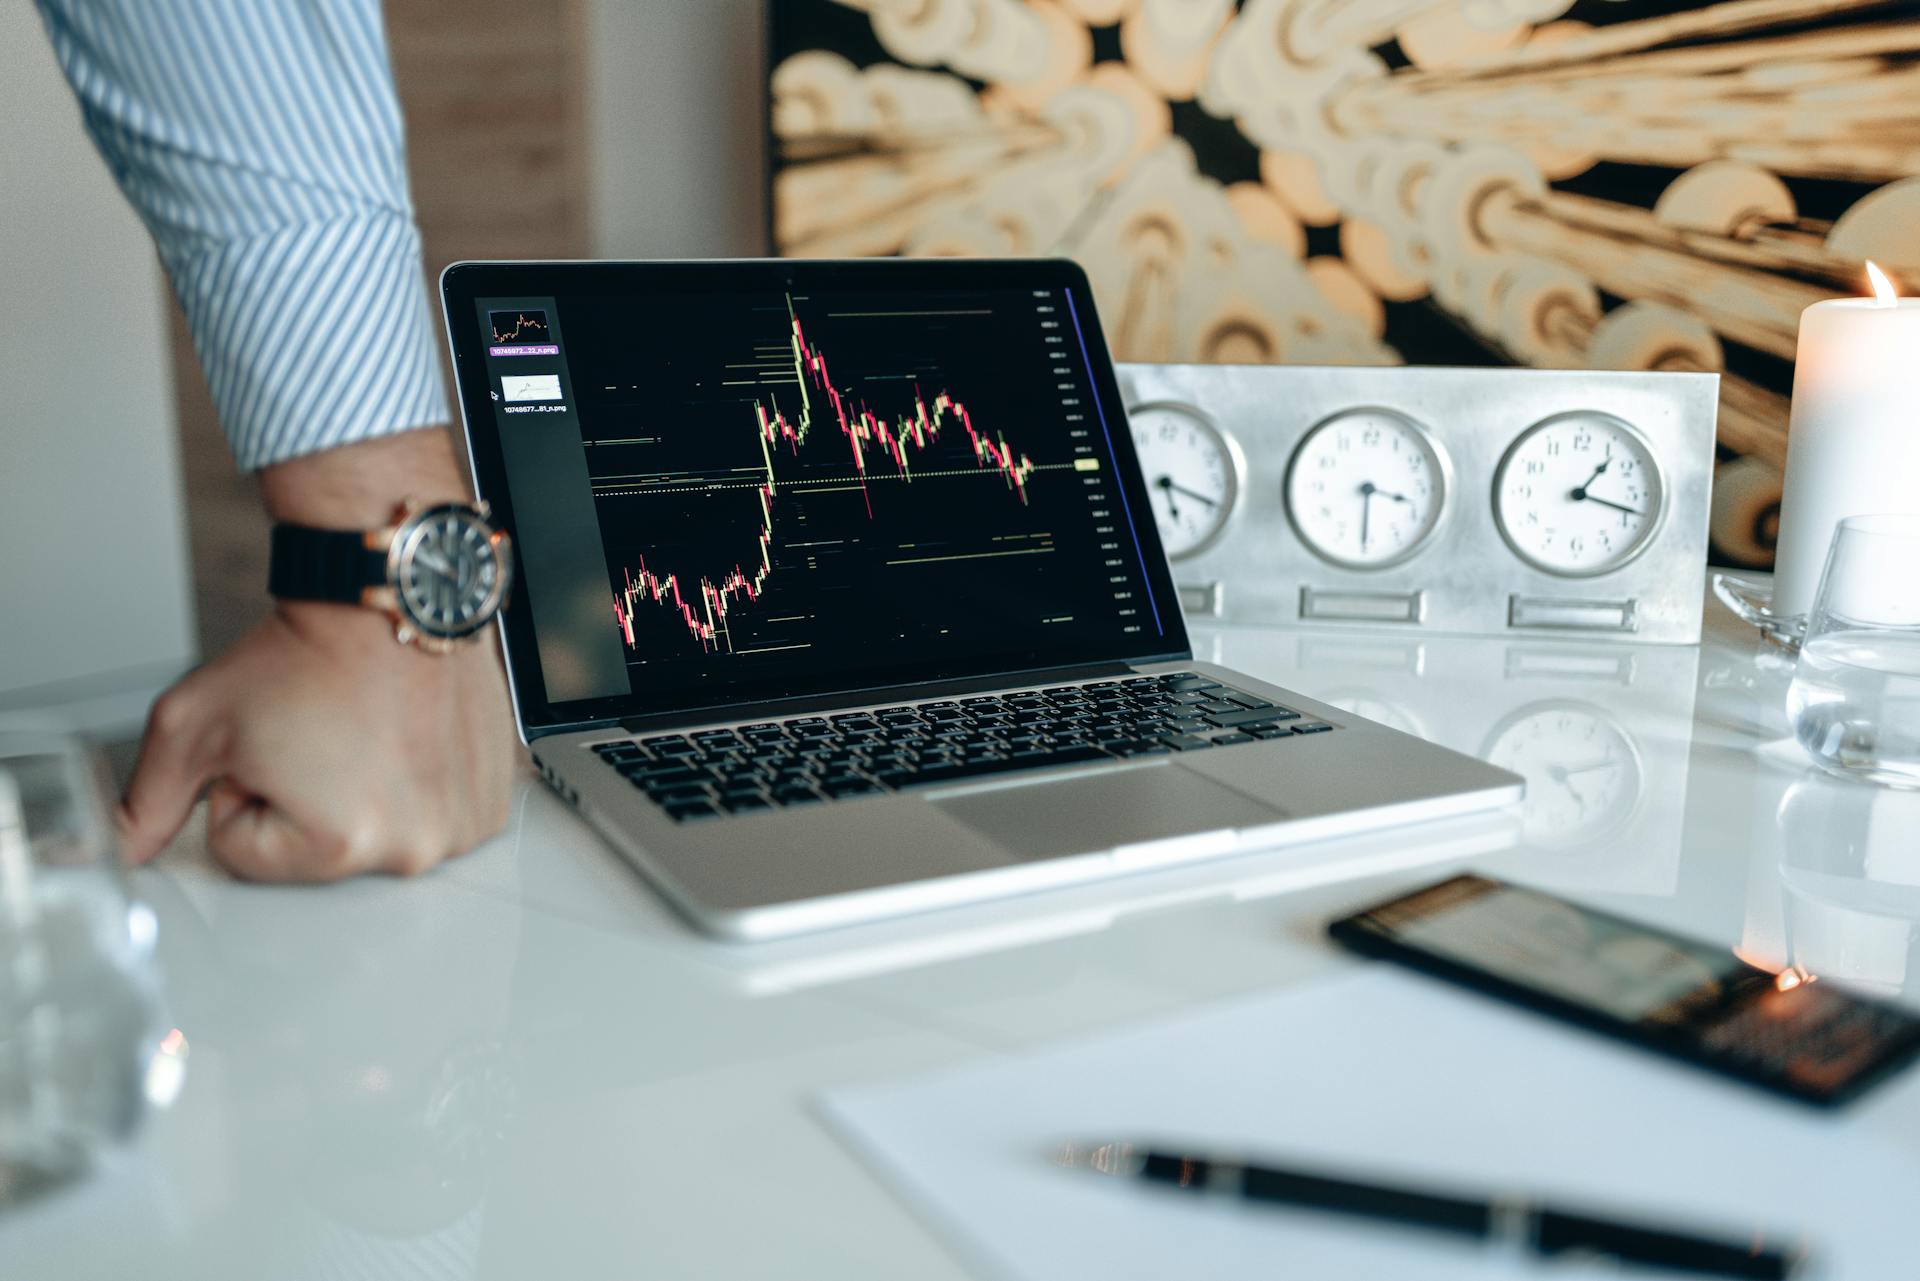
[1493,412,1665,577]
[1129,403,1239,561]
[1481,702,1643,847]
[1284,409,1447,569]
[395,507,508,640]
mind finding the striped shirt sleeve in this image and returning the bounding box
[34,0,450,472]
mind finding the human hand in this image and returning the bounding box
[119,602,516,879]
[118,429,519,880]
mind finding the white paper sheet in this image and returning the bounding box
[819,968,1920,1280]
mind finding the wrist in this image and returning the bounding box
[259,428,470,528]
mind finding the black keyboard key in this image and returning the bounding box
[1224,693,1274,709]
[721,795,771,814]
[893,745,1112,789]
[1248,726,1292,740]
[1293,721,1334,734]
[653,786,712,805]
[1164,677,1221,692]
[665,801,720,822]
[1205,706,1298,729]
[1210,731,1256,745]
[1163,734,1214,751]
[772,787,824,806]
[639,766,706,789]
[823,779,884,798]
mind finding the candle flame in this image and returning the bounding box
[1866,260,1898,306]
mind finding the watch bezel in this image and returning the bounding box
[378,501,513,651]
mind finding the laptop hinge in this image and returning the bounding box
[610,660,1144,735]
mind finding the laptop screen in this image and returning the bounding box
[443,259,1186,733]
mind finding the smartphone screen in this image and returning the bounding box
[1329,875,1920,1106]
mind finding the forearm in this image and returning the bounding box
[35,0,448,473]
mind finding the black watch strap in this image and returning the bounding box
[268,523,389,604]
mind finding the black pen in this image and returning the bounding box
[1056,1142,1807,1280]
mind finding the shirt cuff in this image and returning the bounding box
[169,211,451,472]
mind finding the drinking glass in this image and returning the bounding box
[1786,515,1920,788]
[0,732,182,1205]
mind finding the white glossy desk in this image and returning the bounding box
[8,590,1920,1278]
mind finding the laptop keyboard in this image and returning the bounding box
[589,673,1333,823]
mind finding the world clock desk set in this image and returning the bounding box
[1118,363,1718,645]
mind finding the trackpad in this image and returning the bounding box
[932,763,1286,862]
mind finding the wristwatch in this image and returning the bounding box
[268,500,513,652]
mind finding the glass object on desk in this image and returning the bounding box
[1787,515,1920,788]
[0,733,182,1206]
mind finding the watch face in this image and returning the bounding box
[1129,402,1239,561]
[1284,408,1448,569]
[1493,412,1665,577]
[392,505,510,640]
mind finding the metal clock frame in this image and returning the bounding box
[1115,363,1717,645]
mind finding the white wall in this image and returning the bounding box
[585,0,769,257]
[0,5,196,723]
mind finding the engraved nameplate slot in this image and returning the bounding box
[1300,587,1424,624]
[1503,647,1637,683]
[1507,595,1639,633]
[1177,583,1222,617]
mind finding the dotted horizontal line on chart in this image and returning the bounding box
[591,461,1084,497]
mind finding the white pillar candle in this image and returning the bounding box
[1772,265,1920,621]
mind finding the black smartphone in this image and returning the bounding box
[1329,874,1920,1108]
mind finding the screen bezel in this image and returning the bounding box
[441,257,1190,737]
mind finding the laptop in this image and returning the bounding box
[440,258,1523,940]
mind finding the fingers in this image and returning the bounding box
[205,779,346,883]
[205,779,451,882]
[118,678,229,865]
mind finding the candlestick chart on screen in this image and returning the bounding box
[564,288,1124,677]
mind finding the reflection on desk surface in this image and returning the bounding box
[1199,627,1700,897]
[1770,783,1920,1001]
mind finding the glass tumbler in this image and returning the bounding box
[1786,515,1920,788]
[0,733,182,1205]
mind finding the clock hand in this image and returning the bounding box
[1582,494,1643,517]
[1358,481,1376,552]
[1372,487,1412,504]
[1154,475,1182,521]
[1164,480,1219,508]
[1550,758,1621,781]
[1569,454,1611,501]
